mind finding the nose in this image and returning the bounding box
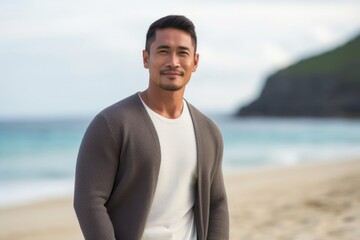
[166,53,180,68]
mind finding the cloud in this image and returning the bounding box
[262,43,292,69]
[1,0,360,117]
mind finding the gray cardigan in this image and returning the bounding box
[74,93,229,240]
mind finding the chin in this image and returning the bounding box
[160,85,183,91]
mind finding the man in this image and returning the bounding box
[74,15,229,240]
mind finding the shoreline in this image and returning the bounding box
[0,179,74,209]
[1,158,360,240]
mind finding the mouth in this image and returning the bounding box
[160,70,185,77]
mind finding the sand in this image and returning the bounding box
[226,159,360,240]
[1,159,360,240]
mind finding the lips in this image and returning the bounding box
[160,70,185,76]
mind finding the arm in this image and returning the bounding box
[207,140,229,240]
[74,114,119,240]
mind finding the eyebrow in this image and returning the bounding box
[178,46,191,52]
[156,45,191,52]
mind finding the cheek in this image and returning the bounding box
[148,68,158,77]
[149,57,163,68]
[181,59,195,69]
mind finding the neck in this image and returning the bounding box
[140,89,184,119]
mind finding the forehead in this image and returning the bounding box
[151,28,195,50]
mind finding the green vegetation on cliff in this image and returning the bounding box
[283,34,360,82]
[237,33,360,117]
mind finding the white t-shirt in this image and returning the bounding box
[140,95,197,240]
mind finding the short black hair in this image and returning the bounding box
[145,15,197,53]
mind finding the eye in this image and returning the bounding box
[179,51,190,57]
[158,49,168,55]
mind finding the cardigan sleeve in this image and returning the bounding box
[74,113,119,240]
[207,134,230,240]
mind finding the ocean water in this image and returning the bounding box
[0,119,89,207]
[212,116,360,170]
[1,116,360,207]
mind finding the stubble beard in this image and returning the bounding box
[159,83,183,91]
[159,69,186,92]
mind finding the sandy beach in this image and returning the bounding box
[1,159,360,240]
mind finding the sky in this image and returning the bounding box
[1,0,360,119]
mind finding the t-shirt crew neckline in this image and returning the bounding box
[138,93,187,123]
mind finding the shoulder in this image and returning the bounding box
[94,93,148,125]
[100,93,143,119]
[87,93,146,137]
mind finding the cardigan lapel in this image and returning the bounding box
[187,101,205,240]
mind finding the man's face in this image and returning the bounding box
[143,28,199,92]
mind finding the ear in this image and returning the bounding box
[143,50,149,69]
[192,53,199,72]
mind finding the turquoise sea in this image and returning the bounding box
[1,116,360,207]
